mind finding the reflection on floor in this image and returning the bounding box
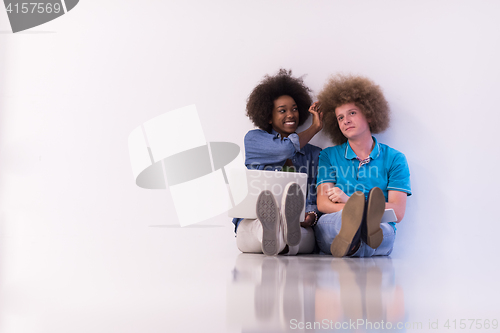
[228,255,407,332]
[2,221,498,333]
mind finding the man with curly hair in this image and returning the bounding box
[315,74,411,257]
[233,69,323,255]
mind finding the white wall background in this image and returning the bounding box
[1,1,500,330]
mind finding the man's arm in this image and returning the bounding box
[318,184,408,222]
[386,190,407,222]
[317,183,346,214]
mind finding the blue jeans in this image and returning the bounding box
[314,211,395,257]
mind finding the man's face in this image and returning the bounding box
[335,103,371,140]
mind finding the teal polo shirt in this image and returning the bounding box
[317,137,411,227]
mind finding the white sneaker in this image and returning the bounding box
[281,182,304,247]
[256,190,280,256]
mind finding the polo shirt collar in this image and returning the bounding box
[344,136,381,160]
[271,128,305,155]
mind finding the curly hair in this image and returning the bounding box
[246,69,312,132]
[317,74,390,145]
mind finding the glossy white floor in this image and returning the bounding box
[1,219,498,333]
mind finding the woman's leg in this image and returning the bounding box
[236,222,313,255]
[236,218,287,253]
[286,226,316,255]
[297,226,315,254]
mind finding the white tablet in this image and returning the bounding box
[227,169,307,220]
[381,208,397,223]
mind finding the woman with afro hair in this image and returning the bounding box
[314,74,411,257]
[234,69,323,256]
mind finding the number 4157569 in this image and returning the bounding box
[444,319,498,330]
[6,3,62,14]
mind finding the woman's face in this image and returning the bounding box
[269,95,299,137]
[335,103,371,140]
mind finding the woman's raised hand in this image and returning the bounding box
[297,101,324,148]
[309,101,323,132]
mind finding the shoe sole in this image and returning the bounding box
[256,190,280,256]
[281,182,304,247]
[365,187,385,249]
[330,191,365,257]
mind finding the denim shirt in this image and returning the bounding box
[232,128,322,231]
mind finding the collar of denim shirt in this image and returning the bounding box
[270,128,306,155]
[344,136,381,160]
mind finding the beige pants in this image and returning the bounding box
[236,218,315,255]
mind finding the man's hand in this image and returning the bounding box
[326,187,349,203]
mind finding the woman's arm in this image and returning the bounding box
[386,190,407,222]
[244,130,298,166]
[298,102,323,148]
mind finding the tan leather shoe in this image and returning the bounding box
[330,191,365,257]
[365,187,385,249]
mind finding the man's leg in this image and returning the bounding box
[363,187,385,249]
[329,192,365,257]
[315,191,365,257]
[351,187,395,257]
[351,223,395,257]
[373,223,396,255]
[313,212,343,255]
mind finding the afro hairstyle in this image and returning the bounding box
[246,69,312,132]
[317,74,390,145]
